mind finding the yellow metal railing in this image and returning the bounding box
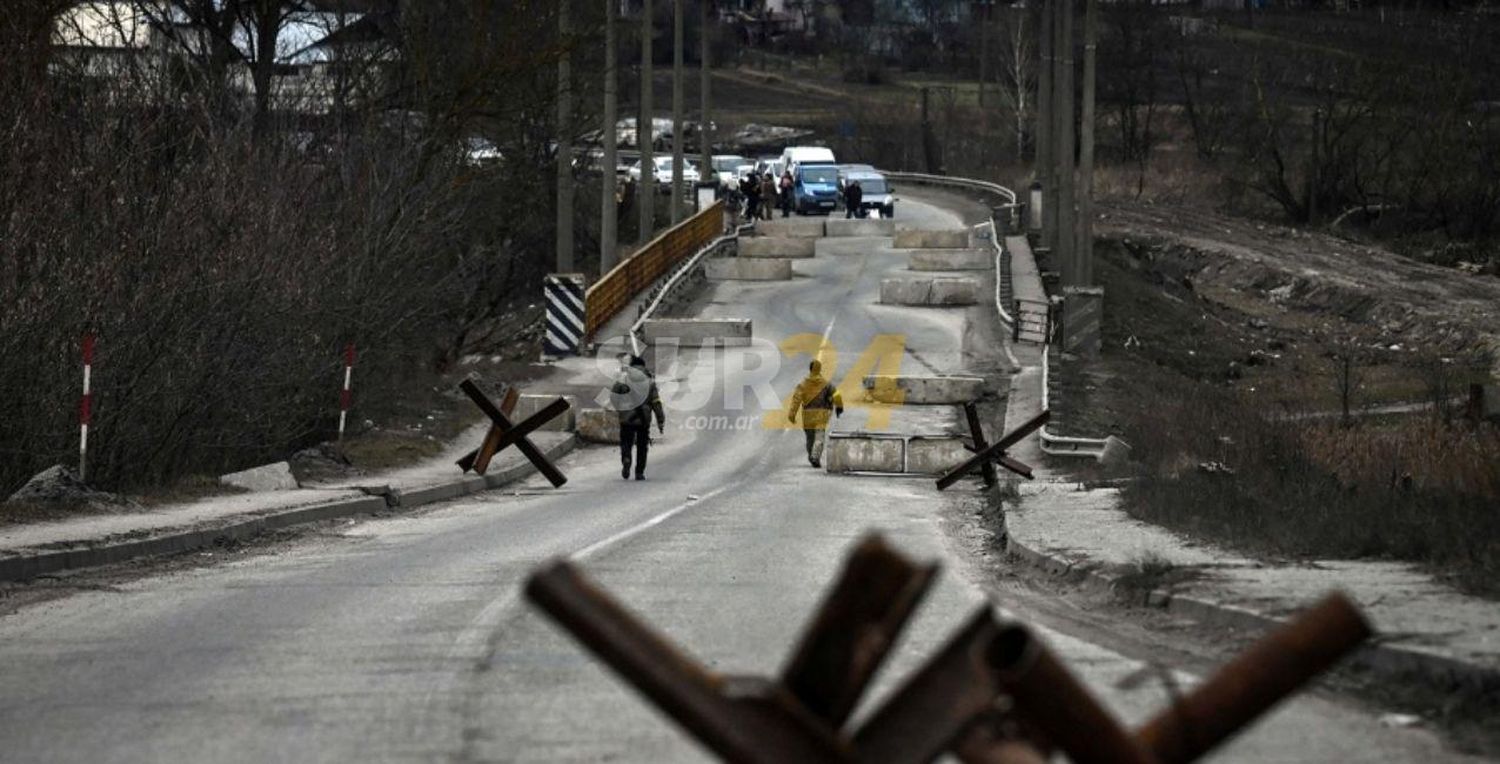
[585,200,724,338]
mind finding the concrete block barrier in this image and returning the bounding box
[513,393,578,432]
[863,375,986,405]
[739,237,816,258]
[894,228,970,249]
[909,249,991,271]
[824,435,905,473]
[905,437,970,475]
[1098,435,1133,467]
[640,318,753,347]
[392,480,467,507]
[576,408,620,444]
[929,278,981,305]
[707,258,793,281]
[756,219,825,238]
[826,218,896,237]
[879,277,980,306]
[221,462,298,491]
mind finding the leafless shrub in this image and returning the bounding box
[0,0,582,493]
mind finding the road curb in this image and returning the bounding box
[0,436,577,584]
[1003,523,1500,693]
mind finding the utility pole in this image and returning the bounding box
[699,0,712,191]
[555,0,574,272]
[1035,0,1053,247]
[1077,0,1097,286]
[920,86,938,174]
[601,0,619,273]
[1052,0,1076,284]
[978,0,992,108]
[671,0,685,224]
[638,0,655,246]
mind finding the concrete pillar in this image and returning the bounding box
[1054,0,1076,286]
[600,0,619,273]
[1035,0,1053,248]
[1077,0,1098,287]
[638,0,654,246]
[698,0,712,179]
[555,0,574,271]
[670,0,684,224]
[1028,181,1044,232]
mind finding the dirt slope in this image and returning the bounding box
[1097,202,1500,377]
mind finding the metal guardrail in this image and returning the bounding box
[881,169,1111,460]
[880,171,1019,205]
[585,200,725,338]
[1013,297,1051,344]
[628,218,756,350]
[979,221,1015,328]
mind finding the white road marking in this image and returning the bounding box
[570,484,735,561]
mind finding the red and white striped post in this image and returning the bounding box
[338,343,355,441]
[79,333,95,482]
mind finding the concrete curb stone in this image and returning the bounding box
[0,436,577,583]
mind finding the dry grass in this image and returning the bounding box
[1092,146,1226,207]
[1300,419,1500,499]
[1123,389,1500,597]
[1114,551,1198,598]
[137,475,249,508]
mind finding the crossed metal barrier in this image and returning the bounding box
[936,408,1051,490]
[526,534,1372,763]
[455,379,570,487]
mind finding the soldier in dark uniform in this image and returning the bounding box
[611,355,666,480]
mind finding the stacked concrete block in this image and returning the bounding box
[640,318,753,347]
[894,228,970,249]
[879,277,980,306]
[823,435,905,473]
[739,238,817,258]
[707,258,793,281]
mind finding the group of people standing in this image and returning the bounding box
[737,171,794,220]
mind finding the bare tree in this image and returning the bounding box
[994,7,1034,164]
[1098,0,1167,194]
[1327,338,1367,427]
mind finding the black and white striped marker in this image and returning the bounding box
[543,274,587,357]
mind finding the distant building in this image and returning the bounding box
[49,0,400,119]
[51,2,202,83]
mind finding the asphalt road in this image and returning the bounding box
[0,196,1473,763]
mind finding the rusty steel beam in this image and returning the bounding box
[481,397,570,467]
[959,738,1050,764]
[470,387,522,474]
[994,455,1034,480]
[780,535,939,729]
[954,711,1054,764]
[1135,592,1372,764]
[525,560,852,763]
[457,380,567,486]
[457,385,519,473]
[936,410,1049,490]
[963,403,999,487]
[991,622,1158,764]
[852,608,1010,763]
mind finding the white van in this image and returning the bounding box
[778,146,836,177]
